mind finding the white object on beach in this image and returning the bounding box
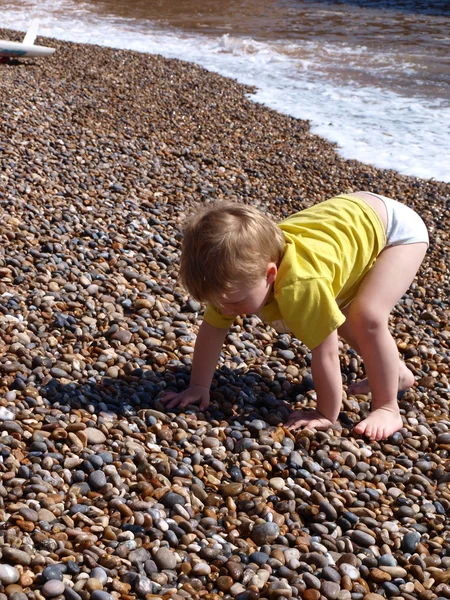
[0,407,15,421]
[0,19,55,58]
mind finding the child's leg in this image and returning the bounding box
[339,313,414,395]
[344,242,427,440]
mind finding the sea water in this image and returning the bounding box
[2,0,450,182]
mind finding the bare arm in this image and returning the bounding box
[189,320,229,387]
[311,329,343,423]
[285,329,342,430]
[161,320,229,411]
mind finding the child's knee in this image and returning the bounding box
[347,303,386,337]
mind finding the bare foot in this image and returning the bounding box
[354,406,403,440]
[285,409,334,432]
[347,362,415,395]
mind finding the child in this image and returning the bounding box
[162,192,428,441]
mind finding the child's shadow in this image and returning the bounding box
[41,362,322,438]
[39,366,317,495]
[43,365,287,423]
[44,348,398,447]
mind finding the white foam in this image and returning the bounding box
[2,0,449,182]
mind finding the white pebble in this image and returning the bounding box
[0,407,15,421]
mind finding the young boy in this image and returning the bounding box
[162,192,428,441]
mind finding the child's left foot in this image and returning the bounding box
[285,409,334,431]
[347,362,414,396]
[354,406,403,441]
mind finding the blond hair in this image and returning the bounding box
[179,202,285,302]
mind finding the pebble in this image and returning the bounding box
[0,407,15,421]
[251,522,281,545]
[193,562,211,575]
[154,548,177,570]
[91,568,108,586]
[90,592,115,600]
[339,564,360,580]
[88,470,107,490]
[217,576,234,592]
[41,581,65,598]
[379,566,408,578]
[85,428,107,444]
[42,565,64,582]
[0,565,19,585]
[402,531,421,553]
[1,549,31,566]
[321,581,341,600]
[0,30,448,600]
[351,531,376,547]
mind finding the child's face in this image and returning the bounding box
[217,263,277,317]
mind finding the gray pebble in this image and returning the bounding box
[88,470,107,490]
[350,530,376,547]
[402,531,421,553]
[154,547,177,570]
[41,580,65,598]
[0,564,19,585]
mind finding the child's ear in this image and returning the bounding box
[266,263,278,285]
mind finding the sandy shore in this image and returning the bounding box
[0,31,450,600]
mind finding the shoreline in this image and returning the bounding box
[2,25,450,184]
[1,33,450,599]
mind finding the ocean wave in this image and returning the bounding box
[1,0,449,182]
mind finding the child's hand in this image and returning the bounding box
[284,409,334,431]
[160,385,210,412]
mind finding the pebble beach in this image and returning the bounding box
[1,30,450,600]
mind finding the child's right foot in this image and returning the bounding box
[354,406,403,441]
[347,362,415,396]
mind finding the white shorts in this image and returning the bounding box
[363,192,429,248]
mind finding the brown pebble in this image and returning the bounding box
[216,576,234,592]
[303,589,321,600]
[370,568,391,583]
[85,578,103,592]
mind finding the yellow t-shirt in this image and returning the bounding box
[204,195,385,349]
